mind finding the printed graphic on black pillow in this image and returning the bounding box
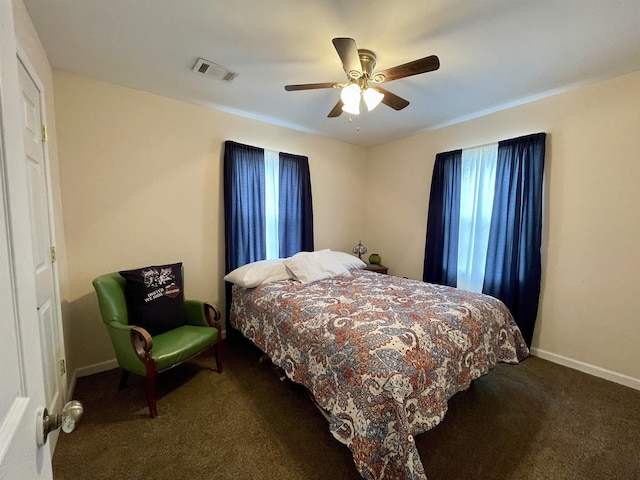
[140,266,181,302]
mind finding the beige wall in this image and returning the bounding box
[53,71,368,374]
[367,71,640,383]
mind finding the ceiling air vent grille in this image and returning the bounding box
[192,58,238,83]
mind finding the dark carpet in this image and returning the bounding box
[53,334,640,480]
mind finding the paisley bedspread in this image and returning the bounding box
[230,270,529,480]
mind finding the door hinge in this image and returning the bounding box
[42,124,48,142]
[60,359,66,375]
[50,246,56,263]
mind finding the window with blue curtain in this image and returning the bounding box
[223,140,314,275]
[423,132,546,346]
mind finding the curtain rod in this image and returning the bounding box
[461,132,546,150]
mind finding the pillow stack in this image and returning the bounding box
[224,249,366,288]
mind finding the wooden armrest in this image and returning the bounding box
[130,326,153,360]
[204,302,222,330]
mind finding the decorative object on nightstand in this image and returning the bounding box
[352,240,367,259]
[368,253,381,265]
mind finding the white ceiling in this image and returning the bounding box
[22,0,640,148]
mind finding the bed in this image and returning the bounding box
[227,251,529,480]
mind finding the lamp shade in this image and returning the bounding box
[363,87,384,111]
[352,241,367,259]
[342,101,360,115]
[341,83,361,115]
[341,83,360,104]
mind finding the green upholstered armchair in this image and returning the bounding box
[92,272,222,418]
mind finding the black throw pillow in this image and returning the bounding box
[119,262,186,336]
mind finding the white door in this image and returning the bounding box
[0,19,51,480]
[0,182,52,480]
[17,58,67,452]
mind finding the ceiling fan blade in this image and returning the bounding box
[332,37,362,78]
[285,82,339,91]
[327,100,344,118]
[376,87,410,110]
[375,55,440,83]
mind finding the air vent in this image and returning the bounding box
[192,58,238,83]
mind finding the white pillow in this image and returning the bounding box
[330,250,366,270]
[223,259,290,288]
[283,249,350,284]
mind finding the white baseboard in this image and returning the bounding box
[68,358,119,400]
[530,347,640,391]
[75,358,119,378]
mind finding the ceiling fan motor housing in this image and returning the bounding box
[357,49,377,78]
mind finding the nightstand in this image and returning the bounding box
[363,264,388,274]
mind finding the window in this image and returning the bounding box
[264,149,280,259]
[457,144,498,292]
[423,133,546,346]
[223,140,314,275]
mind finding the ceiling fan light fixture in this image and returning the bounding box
[340,83,360,104]
[342,99,360,115]
[363,87,384,111]
[341,83,361,115]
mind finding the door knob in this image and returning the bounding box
[37,400,84,446]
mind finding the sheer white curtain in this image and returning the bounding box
[457,144,498,292]
[264,149,280,259]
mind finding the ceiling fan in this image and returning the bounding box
[284,37,440,118]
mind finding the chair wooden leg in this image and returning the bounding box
[145,368,158,418]
[215,340,223,373]
[118,370,130,390]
